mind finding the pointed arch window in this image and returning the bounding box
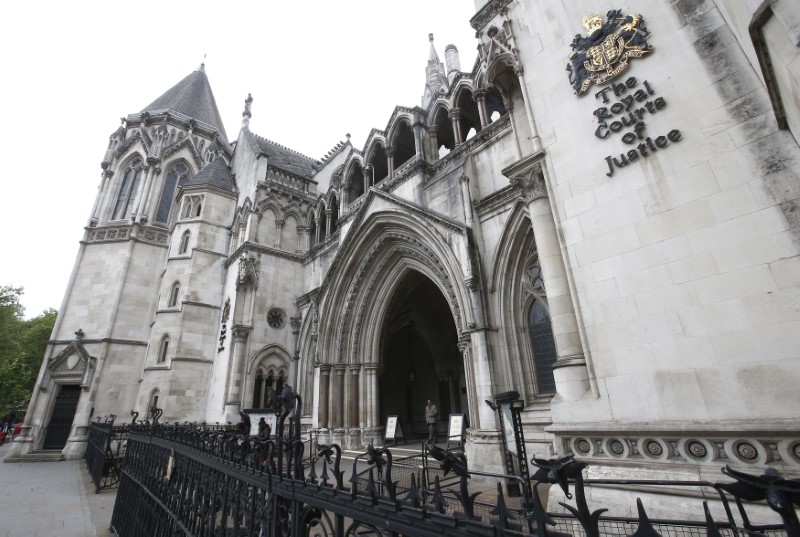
[112,158,144,220]
[156,162,190,223]
[157,336,169,363]
[168,282,181,308]
[529,299,557,394]
[179,230,191,254]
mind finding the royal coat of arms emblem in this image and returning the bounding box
[567,9,653,96]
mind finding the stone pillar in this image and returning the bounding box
[449,108,463,145]
[130,164,152,221]
[90,170,113,226]
[429,127,439,161]
[332,366,346,428]
[474,90,489,127]
[516,66,542,152]
[506,159,589,400]
[362,164,372,194]
[224,326,251,420]
[302,227,311,252]
[315,215,322,244]
[459,173,473,226]
[274,219,284,249]
[364,363,379,427]
[325,210,332,239]
[140,166,163,223]
[340,186,350,213]
[318,365,331,428]
[460,332,497,431]
[349,366,360,427]
[386,146,395,179]
[412,121,424,158]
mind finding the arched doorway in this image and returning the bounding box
[379,270,465,438]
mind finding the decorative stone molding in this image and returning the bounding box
[334,231,464,364]
[469,0,512,31]
[556,430,800,470]
[503,152,547,201]
[236,253,260,289]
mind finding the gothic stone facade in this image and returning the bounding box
[10,0,800,514]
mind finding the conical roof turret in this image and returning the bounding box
[141,64,228,140]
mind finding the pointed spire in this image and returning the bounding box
[242,93,253,127]
[428,33,439,61]
[140,66,227,139]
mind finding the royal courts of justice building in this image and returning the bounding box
[10,0,800,494]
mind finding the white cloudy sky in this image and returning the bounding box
[0,1,480,317]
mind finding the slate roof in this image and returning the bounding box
[184,157,235,192]
[252,134,318,178]
[141,65,228,140]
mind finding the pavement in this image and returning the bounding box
[0,440,116,537]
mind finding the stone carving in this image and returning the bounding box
[237,253,260,289]
[609,439,625,455]
[510,164,547,201]
[737,442,758,461]
[267,308,285,329]
[646,440,662,456]
[687,441,707,458]
[561,433,799,470]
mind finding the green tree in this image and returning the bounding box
[0,286,57,415]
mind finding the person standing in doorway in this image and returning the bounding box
[425,399,437,443]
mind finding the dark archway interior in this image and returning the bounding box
[379,270,465,439]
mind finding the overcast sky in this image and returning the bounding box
[0,1,479,318]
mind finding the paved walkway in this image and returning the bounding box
[0,440,116,536]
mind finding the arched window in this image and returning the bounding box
[156,162,190,223]
[179,230,191,254]
[168,282,181,308]
[253,370,265,408]
[148,388,161,416]
[112,158,144,220]
[528,299,557,394]
[157,336,169,363]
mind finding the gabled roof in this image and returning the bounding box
[141,64,228,140]
[184,157,235,192]
[252,134,319,178]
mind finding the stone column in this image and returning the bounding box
[325,211,332,239]
[429,127,439,161]
[516,66,542,152]
[412,121,424,158]
[332,366,346,428]
[386,146,395,179]
[315,215,322,244]
[134,160,156,222]
[349,366,360,427]
[274,219,284,249]
[224,326,251,419]
[318,365,331,428]
[364,363,379,427]
[90,170,113,226]
[474,90,489,127]
[362,164,372,194]
[460,330,497,431]
[340,186,350,213]
[505,159,589,400]
[449,108,463,145]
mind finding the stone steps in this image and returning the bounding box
[4,450,65,463]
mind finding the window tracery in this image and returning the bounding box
[112,158,144,220]
[156,162,190,223]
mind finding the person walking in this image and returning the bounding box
[425,399,437,443]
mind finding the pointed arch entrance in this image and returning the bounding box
[379,270,466,438]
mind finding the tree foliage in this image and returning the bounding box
[0,286,57,415]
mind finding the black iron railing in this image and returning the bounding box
[109,387,799,536]
[85,416,126,493]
